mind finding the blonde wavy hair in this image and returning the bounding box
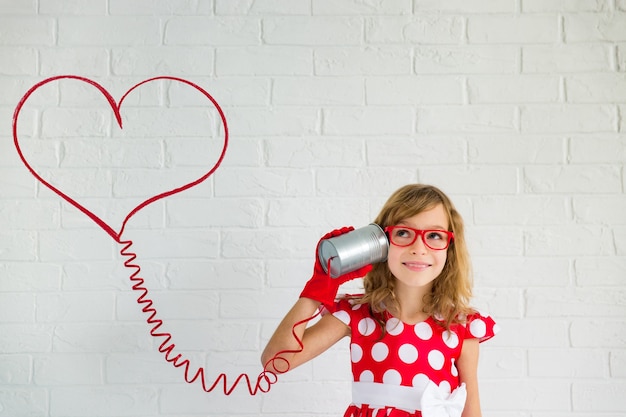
[354,184,473,329]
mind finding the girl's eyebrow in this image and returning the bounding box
[397,221,448,230]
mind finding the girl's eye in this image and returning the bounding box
[426,231,444,240]
[395,228,412,238]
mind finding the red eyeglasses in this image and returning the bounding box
[384,226,454,250]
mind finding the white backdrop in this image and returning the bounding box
[1,1,625,416]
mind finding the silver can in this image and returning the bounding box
[318,224,389,278]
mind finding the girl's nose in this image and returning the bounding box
[409,233,428,254]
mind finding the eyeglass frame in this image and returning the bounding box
[384,226,454,251]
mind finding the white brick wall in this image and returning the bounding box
[0,1,625,416]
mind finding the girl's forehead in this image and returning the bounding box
[397,204,450,228]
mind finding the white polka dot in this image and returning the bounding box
[411,373,429,389]
[332,310,350,326]
[493,323,501,334]
[398,344,418,364]
[451,358,458,377]
[428,349,445,370]
[371,342,389,362]
[443,330,459,349]
[351,343,363,363]
[439,380,452,394]
[359,370,374,382]
[386,317,404,336]
[470,318,487,338]
[358,317,376,336]
[414,322,433,340]
[383,369,402,385]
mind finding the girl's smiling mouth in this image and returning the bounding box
[403,261,432,271]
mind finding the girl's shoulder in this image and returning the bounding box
[453,310,500,343]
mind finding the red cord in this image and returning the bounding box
[12,75,315,396]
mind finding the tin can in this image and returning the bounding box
[318,224,389,278]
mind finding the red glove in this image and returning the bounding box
[299,227,373,309]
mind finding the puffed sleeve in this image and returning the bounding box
[463,312,500,343]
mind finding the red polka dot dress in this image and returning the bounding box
[331,298,499,417]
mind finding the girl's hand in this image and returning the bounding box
[299,227,373,309]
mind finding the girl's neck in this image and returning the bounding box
[390,282,432,325]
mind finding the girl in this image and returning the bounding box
[261,184,498,417]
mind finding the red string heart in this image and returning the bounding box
[12,75,229,242]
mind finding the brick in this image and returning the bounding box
[214,168,314,197]
[571,319,626,347]
[57,17,161,46]
[522,104,617,133]
[0,262,61,292]
[216,0,310,15]
[50,386,158,416]
[574,195,626,224]
[40,48,109,77]
[527,287,626,317]
[0,231,37,261]
[569,134,626,163]
[109,0,213,15]
[313,0,411,15]
[475,196,570,225]
[221,228,317,259]
[52,323,152,352]
[565,12,626,42]
[225,106,320,135]
[0,47,37,76]
[573,381,626,411]
[566,73,626,103]
[34,354,103,385]
[481,379,571,410]
[524,165,621,193]
[264,17,362,45]
[165,259,264,290]
[35,292,115,322]
[0,354,31,384]
[420,166,518,194]
[0,388,47,416]
[575,257,626,286]
[0,324,53,353]
[166,17,260,45]
[266,137,366,167]
[467,75,560,103]
[0,199,60,230]
[0,17,54,46]
[316,168,417,198]
[111,47,214,76]
[167,197,264,227]
[473,287,523,318]
[523,44,613,72]
[217,46,312,75]
[315,46,412,75]
[323,107,414,135]
[468,15,558,43]
[415,0,515,13]
[365,16,464,44]
[529,348,607,378]
[38,230,115,262]
[0,0,36,13]
[267,197,371,227]
[473,256,570,287]
[417,105,517,133]
[466,225,523,256]
[273,77,364,106]
[415,46,519,74]
[523,0,611,12]
[478,347,526,378]
[39,0,105,14]
[367,136,466,166]
[525,225,615,256]
[366,76,463,104]
[470,135,565,163]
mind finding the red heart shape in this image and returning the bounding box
[12,75,228,242]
